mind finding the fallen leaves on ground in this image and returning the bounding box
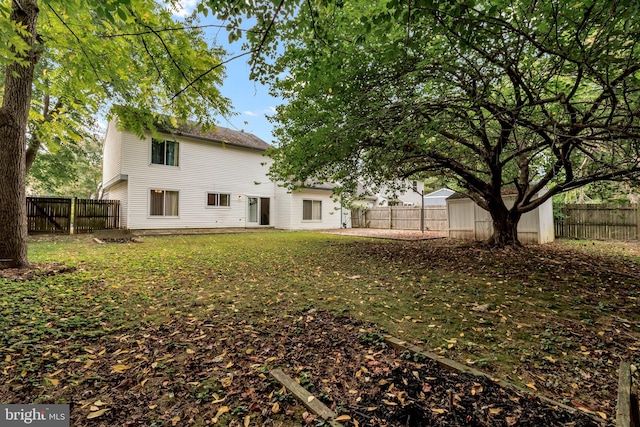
[0,309,602,426]
[1,233,638,425]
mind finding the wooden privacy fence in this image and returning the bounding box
[353,204,640,241]
[74,199,120,233]
[26,197,120,234]
[26,197,72,234]
[555,204,639,240]
[352,206,447,230]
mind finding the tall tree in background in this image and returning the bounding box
[0,0,230,268]
[257,0,640,246]
[27,132,103,199]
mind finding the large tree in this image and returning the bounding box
[259,0,640,246]
[0,0,230,268]
[27,130,103,199]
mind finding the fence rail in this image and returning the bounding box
[26,197,120,234]
[352,206,447,230]
[554,204,639,240]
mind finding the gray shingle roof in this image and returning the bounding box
[172,123,271,151]
[112,105,271,151]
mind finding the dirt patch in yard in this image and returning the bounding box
[325,228,448,240]
[0,262,74,281]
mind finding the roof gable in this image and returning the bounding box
[424,188,454,199]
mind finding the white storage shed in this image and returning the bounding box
[446,192,555,244]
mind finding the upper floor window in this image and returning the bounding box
[152,139,179,166]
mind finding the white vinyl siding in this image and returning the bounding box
[120,130,273,229]
[102,119,123,185]
[108,181,128,228]
[279,189,342,230]
[273,184,292,229]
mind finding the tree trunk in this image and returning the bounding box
[0,0,40,269]
[486,201,522,247]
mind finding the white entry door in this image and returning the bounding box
[248,197,270,226]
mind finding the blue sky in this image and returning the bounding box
[172,1,280,145]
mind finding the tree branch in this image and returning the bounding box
[101,23,257,38]
[171,50,253,101]
[45,4,102,87]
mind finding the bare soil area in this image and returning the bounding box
[324,228,448,240]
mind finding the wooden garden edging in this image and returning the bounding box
[384,336,607,425]
[271,339,633,426]
[270,369,344,427]
[617,362,640,427]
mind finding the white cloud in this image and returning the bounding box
[243,107,276,117]
[168,0,198,18]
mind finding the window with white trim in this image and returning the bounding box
[207,193,230,207]
[303,200,322,221]
[151,139,179,166]
[150,190,179,216]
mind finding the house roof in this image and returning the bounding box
[355,183,378,200]
[170,122,271,151]
[303,181,336,191]
[112,106,272,151]
[424,188,454,199]
[447,192,470,200]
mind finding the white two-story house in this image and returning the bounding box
[101,117,346,231]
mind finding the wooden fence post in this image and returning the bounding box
[636,204,640,240]
[70,197,76,235]
[616,362,640,427]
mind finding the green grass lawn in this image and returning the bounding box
[1,232,638,425]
